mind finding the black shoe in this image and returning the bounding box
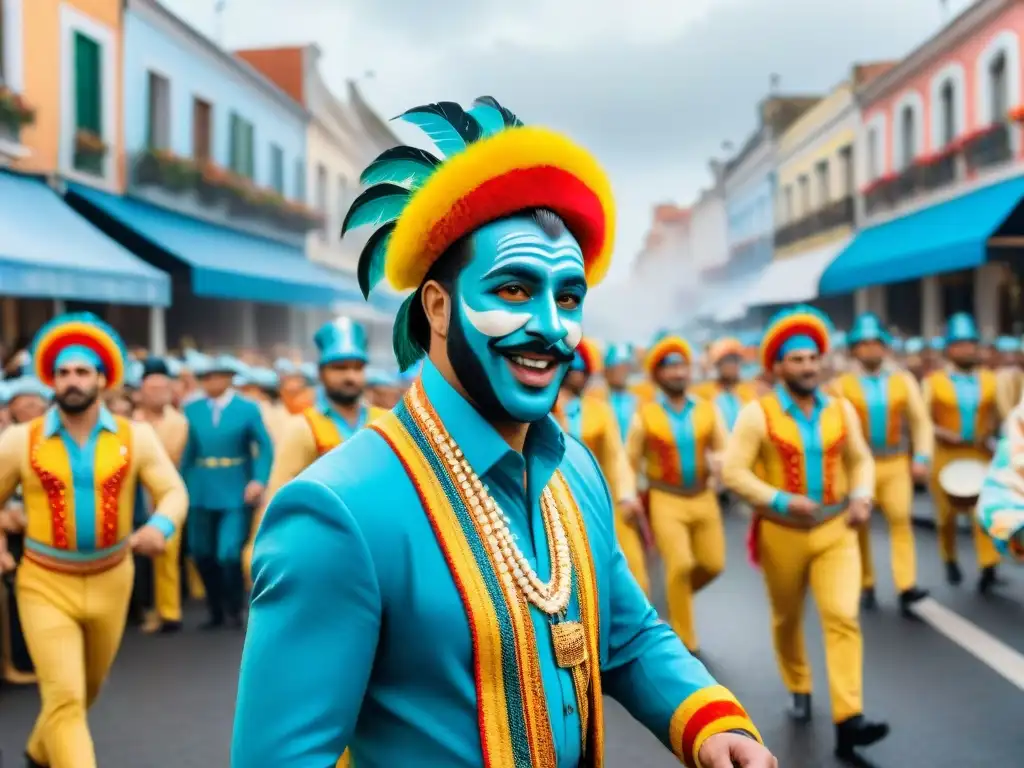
[898,586,929,617]
[787,692,811,723]
[945,561,962,586]
[159,620,183,635]
[860,587,877,611]
[835,714,889,759]
[978,565,999,594]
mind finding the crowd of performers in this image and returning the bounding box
[0,93,1022,768]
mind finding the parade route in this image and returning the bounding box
[0,514,1020,768]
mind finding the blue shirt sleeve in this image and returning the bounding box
[231,479,382,766]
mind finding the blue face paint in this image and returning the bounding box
[449,215,587,423]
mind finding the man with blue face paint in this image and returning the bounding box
[723,306,890,763]
[234,97,774,768]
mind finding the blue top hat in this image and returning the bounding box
[847,313,890,347]
[604,342,634,368]
[904,337,925,355]
[945,313,979,344]
[314,317,369,366]
[995,335,1021,354]
[4,376,53,403]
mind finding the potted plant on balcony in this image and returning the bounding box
[134,149,200,193]
[196,161,232,205]
[74,129,107,175]
[0,87,35,142]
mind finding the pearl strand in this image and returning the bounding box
[410,389,573,616]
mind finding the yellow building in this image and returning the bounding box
[4,0,124,192]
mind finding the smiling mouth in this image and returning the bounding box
[502,351,560,388]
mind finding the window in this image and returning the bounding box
[866,128,879,181]
[798,175,810,216]
[990,53,1008,123]
[146,71,170,150]
[815,160,830,207]
[192,98,212,160]
[73,32,103,174]
[839,145,854,196]
[899,105,916,168]
[228,112,254,178]
[337,175,348,229]
[940,81,956,146]
[294,159,306,202]
[316,163,328,240]
[783,186,793,223]
[269,144,284,194]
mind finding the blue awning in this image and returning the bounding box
[67,185,362,307]
[819,175,1024,296]
[0,172,169,305]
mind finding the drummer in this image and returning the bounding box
[832,313,932,614]
[922,313,1002,592]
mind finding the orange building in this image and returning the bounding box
[3,0,124,191]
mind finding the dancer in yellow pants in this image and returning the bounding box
[556,338,649,593]
[923,312,1002,592]
[723,304,890,763]
[833,312,933,614]
[626,333,726,653]
[0,313,188,768]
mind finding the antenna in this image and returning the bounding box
[214,0,227,45]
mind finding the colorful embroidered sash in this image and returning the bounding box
[372,384,604,768]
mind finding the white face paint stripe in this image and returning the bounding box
[563,320,583,350]
[460,298,531,338]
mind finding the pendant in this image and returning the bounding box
[551,620,588,669]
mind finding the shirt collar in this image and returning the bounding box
[43,404,118,439]
[419,358,565,486]
[210,389,235,408]
[774,383,826,415]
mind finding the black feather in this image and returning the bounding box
[398,101,483,145]
[367,145,442,169]
[341,183,410,235]
[357,222,395,299]
[472,96,523,127]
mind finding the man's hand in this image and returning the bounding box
[243,481,266,507]
[911,460,929,483]
[786,495,820,517]
[130,524,167,557]
[847,497,872,527]
[698,732,778,767]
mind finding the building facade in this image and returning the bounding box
[689,161,729,276]
[826,0,1024,337]
[234,44,401,365]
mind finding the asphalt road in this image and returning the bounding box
[0,509,1020,768]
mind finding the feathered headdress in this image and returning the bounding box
[341,96,615,370]
[644,334,693,378]
[759,305,832,371]
[32,312,127,390]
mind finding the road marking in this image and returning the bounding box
[910,597,1024,690]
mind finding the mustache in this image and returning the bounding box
[491,337,575,364]
[61,387,87,398]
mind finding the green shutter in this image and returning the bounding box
[245,122,255,179]
[228,113,239,173]
[74,33,102,135]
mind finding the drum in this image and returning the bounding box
[938,459,989,511]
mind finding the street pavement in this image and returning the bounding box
[0,508,1020,768]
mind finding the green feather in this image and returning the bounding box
[360,146,440,189]
[357,222,394,298]
[472,96,523,128]
[397,102,482,156]
[468,104,506,137]
[393,293,424,371]
[341,183,410,235]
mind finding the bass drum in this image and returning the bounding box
[938,459,989,511]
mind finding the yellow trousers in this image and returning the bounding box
[930,446,1001,569]
[154,531,183,622]
[858,455,917,593]
[758,515,863,723]
[187,557,206,600]
[17,556,135,768]
[615,509,650,595]
[648,488,724,651]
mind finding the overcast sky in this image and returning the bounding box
[164,0,975,281]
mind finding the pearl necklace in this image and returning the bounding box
[409,387,574,616]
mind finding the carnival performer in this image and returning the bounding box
[977,396,1024,562]
[134,358,189,634]
[922,313,1002,591]
[243,317,387,585]
[234,96,773,768]
[274,358,314,415]
[236,365,288,445]
[831,313,932,614]
[691,337,758,432]
[626,334,726,655]
[722,305,889,762]
[0,376,50,686]
[603,342,639,440]
[556,338,650,594]
[182,355,272,629]
[0,313,187,768]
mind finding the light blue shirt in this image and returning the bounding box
[768,385,829,514]
[234,360,730,767]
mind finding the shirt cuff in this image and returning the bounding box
[849,488,872,500]
[669,685,762,768]
[146,514,176,540]
[770,491,791,514]
[913,454,929,465]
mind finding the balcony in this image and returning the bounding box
[0,86,35,161]
[773,196,854,248]
[962,122,1012,171]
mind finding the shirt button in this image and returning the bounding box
[564,704,575,715]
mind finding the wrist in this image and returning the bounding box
[770,491,792,513]
[913,454,929,465]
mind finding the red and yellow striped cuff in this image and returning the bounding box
[669,685,762,768]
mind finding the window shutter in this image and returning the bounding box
[74,33,103,134]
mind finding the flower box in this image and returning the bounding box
[74,129,107,176]
[0,87,35,136]
[133,149,200,193]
